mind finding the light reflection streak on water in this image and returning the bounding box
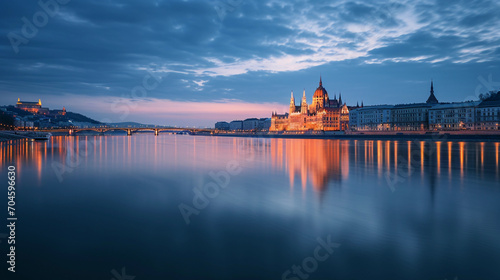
[460,142,465,179]
[1,136,499,192]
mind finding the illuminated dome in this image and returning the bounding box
[313,77,328,99]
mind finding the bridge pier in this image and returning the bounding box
[69,129,73,136]
[127,129,132,136]
[155,129,158,136]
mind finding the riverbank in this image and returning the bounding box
[208,131,500,142]
[0,131,28,142]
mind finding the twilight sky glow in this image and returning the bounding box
[2,0,500,127]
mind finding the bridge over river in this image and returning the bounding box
[38,127,213,136]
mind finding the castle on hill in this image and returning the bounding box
[16,98,66,116]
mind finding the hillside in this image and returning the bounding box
[4,105,101,124]
[63,112,101,124]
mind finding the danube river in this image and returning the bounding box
[1,135,500,279]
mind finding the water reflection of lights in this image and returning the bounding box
[394,141,398,170]
[271,139,347,192]
[448,142,452,178]
[269,139,500,192]
[496,143,499,167]
[420,141,425,173]
[459,142,465,178]
[436,142,441,175]
[1,136,499,191]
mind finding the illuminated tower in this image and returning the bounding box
[289,90,296,114]
[301,89,308,115]
[312,76,328,112]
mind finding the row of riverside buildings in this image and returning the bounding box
[267,77,500,132]
[350,81,500,131]
[215,77,499,132]
[215,118,272,131]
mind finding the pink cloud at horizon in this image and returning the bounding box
[10,94,288,127]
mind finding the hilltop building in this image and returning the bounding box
[16,98,49,115]
[270,77,351,131]
[16,98,66,116]
[51,107,67,116]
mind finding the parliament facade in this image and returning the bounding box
[270,77,351,131]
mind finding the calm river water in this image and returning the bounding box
[1,135,500,280]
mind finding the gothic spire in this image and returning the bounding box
[319,75,322,87]
[426,80,439,104]
[301,89,308,115]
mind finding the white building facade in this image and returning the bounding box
[242,118,259,130]
[428,101,479,130]
[229,120,243,131]
[349,105,392,131]
[476,98,500,130]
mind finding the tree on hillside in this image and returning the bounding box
[0,111,14,129]
[479,90,500,101]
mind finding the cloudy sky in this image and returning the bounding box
[2,0,500,127]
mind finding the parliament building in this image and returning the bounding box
[270,77,351,131]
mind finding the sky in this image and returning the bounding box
[2,0,500,127]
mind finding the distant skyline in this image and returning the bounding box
[2,0,500,127]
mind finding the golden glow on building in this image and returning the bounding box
[270,78,351,131]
